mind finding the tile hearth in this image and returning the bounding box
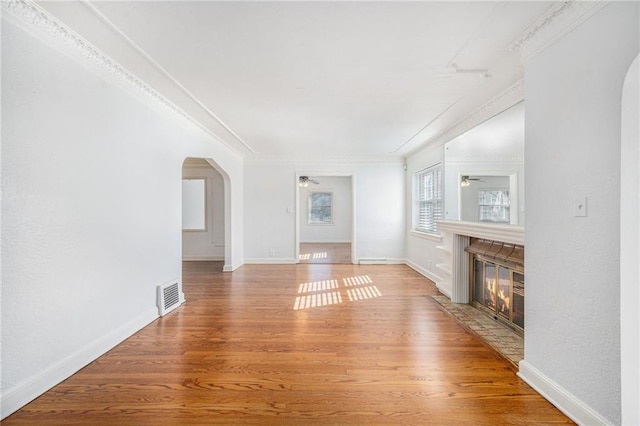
[430,295,524,369]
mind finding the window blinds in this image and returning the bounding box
[416,165,442,233]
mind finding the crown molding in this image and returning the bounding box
[509,1,610,63]
[1,0,244,157]
[79,0,255,155]
[413,79,524,155]
[243,154,405,166]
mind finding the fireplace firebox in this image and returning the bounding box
[466,239,524,334]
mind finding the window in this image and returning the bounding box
[182,178,206,230]
[308,191,333,225]
[415,165,442,233]
[478,189,510,223]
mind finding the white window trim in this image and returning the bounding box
[478,188,511,223]
[308,191,334,225]
[414,164,443,235]
[410,229,443,242]
[182,177,207,232]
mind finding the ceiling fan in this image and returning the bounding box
[461,175,483,187]
[299,176,319,187]
[437,63,489,79]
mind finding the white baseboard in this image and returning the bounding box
[405,259,443,284]
[223,263,242,272]
[182,256,224,261]
[358,258,405,265]
[435,282,452,299]
[518,360,612,426]
[0,307,159,420]
[300,240,352,244]
[244,258,297,264]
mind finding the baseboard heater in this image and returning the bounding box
[157,281,185,316]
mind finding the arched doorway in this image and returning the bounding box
[181,157,230,271]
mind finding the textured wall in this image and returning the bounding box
[620,54,640,426]
[524,3,639,423]
[1,18,243,418]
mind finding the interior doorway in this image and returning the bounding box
[296,174,355,264]
[181,157,227,271]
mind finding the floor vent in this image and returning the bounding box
[157,281,185,316]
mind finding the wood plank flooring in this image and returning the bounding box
[4,262,573,425]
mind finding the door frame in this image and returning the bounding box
[295,172,357,264]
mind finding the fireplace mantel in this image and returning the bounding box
[435,220,525,302]
[437,220,524,245]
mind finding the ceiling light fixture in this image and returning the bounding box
[440,63,490,79]
[299,176,319,187]
[461,175,482,187]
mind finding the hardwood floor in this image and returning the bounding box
[4,262,573,425]
[299,242,351,264]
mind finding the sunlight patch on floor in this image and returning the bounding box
[294,292,343,310]
[343,275,372,286]
[346,286,382,301]
[298,251,328,260]
[293,275,382,310]
[298,280,339,293]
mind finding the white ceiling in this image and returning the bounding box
[40,1,553,159]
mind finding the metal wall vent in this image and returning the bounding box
[157,281,185,316]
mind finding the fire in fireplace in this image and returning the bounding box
[467,239,524,333]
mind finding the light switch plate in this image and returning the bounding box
[574,197,587,217]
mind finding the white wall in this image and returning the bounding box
[620,55,640,424]
[244,161,405,263]
[621,53,639,426]
[243,163,297,262]
[0,18,243,418]
[182,165,225,260]
[405,145,445,284]
[299,176,352,243]
[354,164,405,262]
[521,3,639,424]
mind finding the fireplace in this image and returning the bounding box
[466,238,524,334]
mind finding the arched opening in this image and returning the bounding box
[181,157,231,271]
[620,53,639,425]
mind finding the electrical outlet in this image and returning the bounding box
[269,248,276,257]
